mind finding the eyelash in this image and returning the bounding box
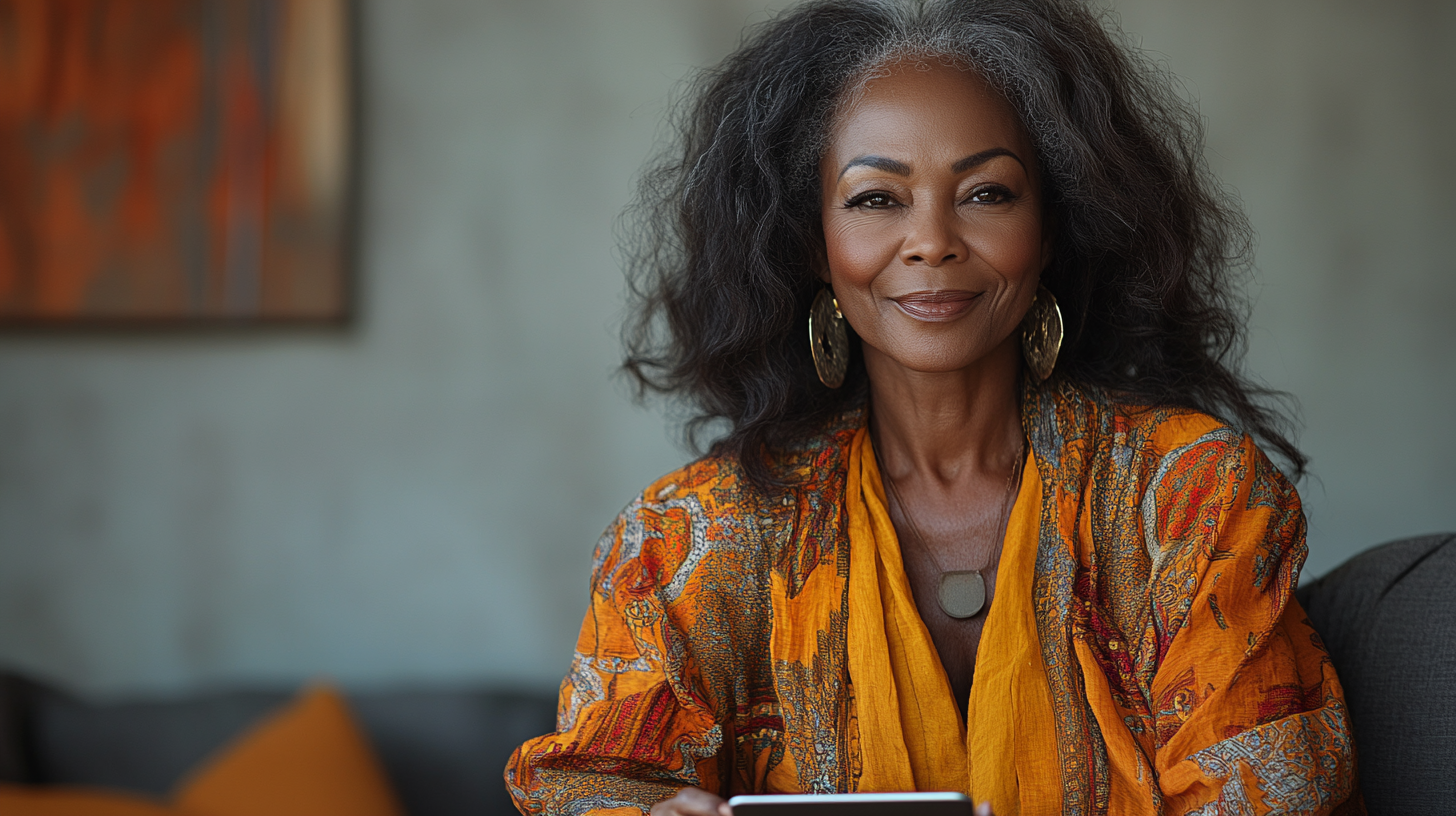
[842,185,1017,210]
[843,192,896,209]
[965,185,1015,205]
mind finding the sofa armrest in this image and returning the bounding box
[0,671,37,783]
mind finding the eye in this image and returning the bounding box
[845,192,898,210]
[964,185,1015,205]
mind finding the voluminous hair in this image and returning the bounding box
[622,0,1306,488]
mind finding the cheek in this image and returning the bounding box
[966,211,1046,281]
[822,216,898,286]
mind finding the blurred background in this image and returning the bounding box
[1,0,1452,706]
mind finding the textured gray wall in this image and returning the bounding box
[0,0,1451,695]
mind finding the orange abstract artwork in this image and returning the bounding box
[0,0,351,323]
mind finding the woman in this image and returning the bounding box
[507,1,1360,814]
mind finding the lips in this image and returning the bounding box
[892,290,980,321]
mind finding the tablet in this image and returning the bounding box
[727,792,974,816]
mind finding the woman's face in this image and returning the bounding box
[820,62,1049,375]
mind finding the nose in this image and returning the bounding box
[898,204,967,267]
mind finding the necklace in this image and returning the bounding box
[877,440,1026,620]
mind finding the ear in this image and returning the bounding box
[1039,215,1055,273]
[811,241,833,284]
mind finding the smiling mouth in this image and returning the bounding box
[892,290,980,321]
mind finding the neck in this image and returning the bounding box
[866,333,1025,486]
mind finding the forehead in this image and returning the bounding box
[826,61,1031,164]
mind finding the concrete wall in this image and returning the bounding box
[1,0,1451,695]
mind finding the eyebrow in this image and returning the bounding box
[838,147,1027,180]
[953,147,1025,173]
[837,155,910,180]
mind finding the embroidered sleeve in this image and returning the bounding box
[1144,433,1360,816]
[506,475,759,815]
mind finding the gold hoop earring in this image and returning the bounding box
[809,287,849,388]
[1020,285,1063,382]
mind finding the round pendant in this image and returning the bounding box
[938,570,986,619]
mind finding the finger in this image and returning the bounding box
[654,787,727,816]
[649,799,701,816]
[975,802,994,816]
[678,787,727,808]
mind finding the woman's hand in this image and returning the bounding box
[649,787,731,816]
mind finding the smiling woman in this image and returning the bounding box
[506,1,1360,815]
[819,60,1051,722]
[821,66,1046,379]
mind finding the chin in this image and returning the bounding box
[892,348,990,374]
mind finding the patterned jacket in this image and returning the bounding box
[507,381,1360,815]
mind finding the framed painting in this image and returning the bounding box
[0,0,353,325]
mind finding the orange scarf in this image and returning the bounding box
[846,427,1062,815]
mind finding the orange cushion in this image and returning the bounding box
[173,684,403,816]
[0,785,177,816]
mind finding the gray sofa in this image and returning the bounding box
[1,534,1451,815]
[0,678,556,816]
[1297,532,1456,815]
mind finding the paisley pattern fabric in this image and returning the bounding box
[506,381,1362,815]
